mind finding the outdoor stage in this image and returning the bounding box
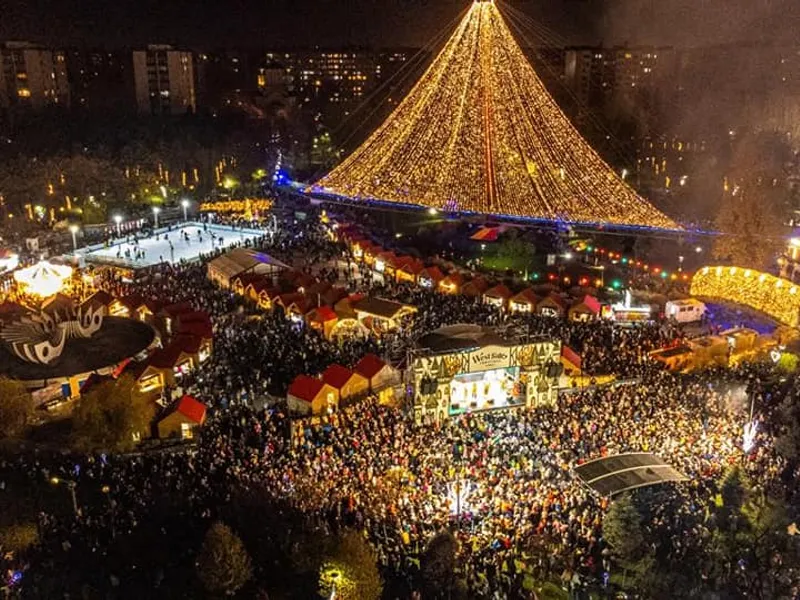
[76,223,265,268]
[409,324,563,424]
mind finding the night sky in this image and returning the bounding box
[0,0,798,49]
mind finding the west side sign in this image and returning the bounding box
[414,340,561,379]
[469,345,511,371]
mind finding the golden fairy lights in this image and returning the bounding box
[312,1,676,229]
[198,199,273,214]
[690,266,800,327]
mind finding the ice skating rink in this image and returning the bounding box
[78,223,264,267]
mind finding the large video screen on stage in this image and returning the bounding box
[449,366,525,415]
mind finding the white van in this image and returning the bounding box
[665,298,706,323]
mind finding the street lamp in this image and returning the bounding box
[68,224,79,251]
[113,214,122,235]
[181,198,190,222]
[678,255,685,272]
[50,476,79,516]
[152,206,161,229]
[329,571,340,600]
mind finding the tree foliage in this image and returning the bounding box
[318,529,383,600]
[602,493,644,563]
[485,230,536,272]
[777,352,799,374]
[0,522,39,554]
[713,132,792,270]
[706,473,799,600]
[0,376,33,439]
[421,529,460,599]
[775,395,800,463]
[70,375,154,453]
[196,521,253,597]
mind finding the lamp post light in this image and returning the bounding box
[678,255,685,272]
[68,224,79,251]
[152,206,161,229]
[50,476,79,516]
[181,198,190,222]
[113,214,122,235]
[329,572,340,600]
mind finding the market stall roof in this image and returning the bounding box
[287,374,326,403]
[352,297,416,320]
[570,294,602,315]
[419,266,445,282]
[174,395,207,425]
[208,248,289,281]
[355,353,388,379]
[573,452,688,496]
[469,226,506,241]
[310,306,338,323]
[485,284,513,300]
[321,364,356,390]
[511,288,539,306]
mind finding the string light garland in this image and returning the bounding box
[574,244,692,282]
[690,266,800,327]
[311,0,676,230]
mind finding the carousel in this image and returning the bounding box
[14,261,74,299]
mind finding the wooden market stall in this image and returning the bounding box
[287,375,338,416]
[354,353,400,403]
[483,284,513,309]
[351,297,417,334]
[569,295,602,322]
[509,288,539,313]
[321,364,369,402]
[438,272,465,295]
[157,395,208,440]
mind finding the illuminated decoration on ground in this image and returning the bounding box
[310,1,676,229]
[446,478,478,516]
[13,261,73,298]
[743,420,758,453]
[690,266,800,327]
[198,198,273,214]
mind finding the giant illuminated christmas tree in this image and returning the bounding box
[310,0,677,229]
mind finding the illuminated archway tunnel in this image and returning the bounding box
[690,266,800,327]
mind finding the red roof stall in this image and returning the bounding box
[307,306,339,339]
[396,258,425,283]
[439,272,465,295]
[354,353,400,401]
[483,284,513,309]
[537,294,566,318]
[418,266,445,289]
[509,288,539,313]
[569,295,602,322]
[157,395,208,439]
[321,364,369,400]
[287,375,338,416]
[462,277,489,297]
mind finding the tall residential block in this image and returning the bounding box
[0,42,70,111]
[132,45,196,116]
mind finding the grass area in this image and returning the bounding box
[482,255,533,273]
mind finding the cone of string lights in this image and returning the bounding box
[310,0,677,230]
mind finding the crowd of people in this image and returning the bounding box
[0,207,798,598]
